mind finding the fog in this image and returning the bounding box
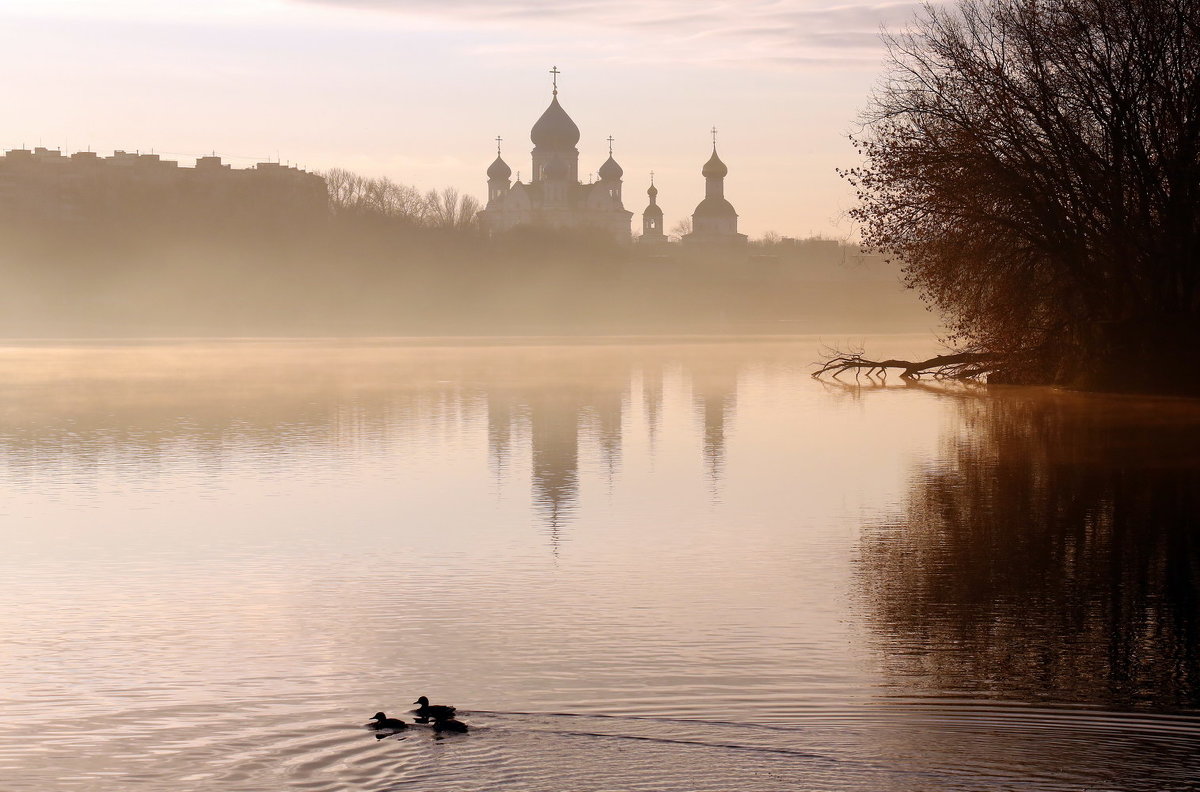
[0,189,930,339]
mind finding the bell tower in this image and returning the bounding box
[641,172,665,240]
[486,136,511,205]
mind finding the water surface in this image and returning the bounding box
[1,337,1197,790]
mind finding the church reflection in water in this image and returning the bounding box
[481,347,741,529]
[691,363,738,482]
[0,341,745,537]
[857,388,1200,709]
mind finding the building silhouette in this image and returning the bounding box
[0,146,327,222]
[639,173,668,248]
[478,69,634,243]
[479,68,750,247]
[682,132,747,247]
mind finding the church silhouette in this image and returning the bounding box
[478,67,747,246]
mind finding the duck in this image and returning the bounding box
[412,696,457,722]
[366,711,408,730]
[431,715,469,734]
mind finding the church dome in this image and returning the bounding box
[598,155,623,180]
[647,183,658,198]
[531,95,581,149]
[702,148,728,178]
[693,195,737,218]
[487,155,511,181]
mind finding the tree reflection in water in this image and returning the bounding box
[858,387,1200,708]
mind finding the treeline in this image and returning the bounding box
[0,167,929,337]
[323,168,480,231]
[849,0,1200,392]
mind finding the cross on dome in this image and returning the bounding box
[495,135,502,155]
[711,126,718,147]
[606,136,615,155]
[550,65,560,95]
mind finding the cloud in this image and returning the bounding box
[289,0,927,65]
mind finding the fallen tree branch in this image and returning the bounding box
[812,345,1007,381]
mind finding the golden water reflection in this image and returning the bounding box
[3,339,1200,791]
[858,387,1200,708]
[0,340,747,531]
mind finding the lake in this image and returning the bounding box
[1,337,1197,791]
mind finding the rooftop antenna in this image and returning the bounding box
[550,65,560,96]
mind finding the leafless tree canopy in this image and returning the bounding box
[323,168,480,231]
[843,0,1200,390]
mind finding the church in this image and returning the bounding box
[477,69,633,243]
[679,139,748,247]
[478,70,747,246]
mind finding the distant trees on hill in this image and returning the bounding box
[0,162,930,337]
[323,168,480,231]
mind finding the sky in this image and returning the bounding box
[0,0,924,237]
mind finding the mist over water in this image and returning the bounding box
[1,337,1197,791]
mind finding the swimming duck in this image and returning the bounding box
[367,712,408,730]
[431,715,469,733]
[412,696,456,721]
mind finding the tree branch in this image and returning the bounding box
[812,345,1007,381]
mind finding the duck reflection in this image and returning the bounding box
[859,389,1200,708]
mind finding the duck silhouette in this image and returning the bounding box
[412,696,456,722]
[431,714,469,734]
[366,712,408,730]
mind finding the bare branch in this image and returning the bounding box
[813,348,1007,381]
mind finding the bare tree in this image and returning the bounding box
[423,187,481,231]
[842,0,1200,390]
[324,168,368,214]
[670,217,692,238]
[323,169,481,231]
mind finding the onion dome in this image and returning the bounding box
[647,183,658,198]
[644,194,663,217]
[702,148,728,178]
[487,155,511,181]
[598,155,623,181]
[543,157,568,180]
[693,196,737,217]
[531,95,581,149]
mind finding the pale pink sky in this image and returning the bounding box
[0,0,923,237]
